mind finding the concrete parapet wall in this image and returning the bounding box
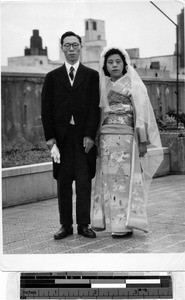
[1,72,185,151]
[2,162,57,208]
[2,147,170,208]
[160,133,185,174]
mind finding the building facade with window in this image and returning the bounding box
[8,29,49,68]
[81,19,107,70]
[4,10,185,78]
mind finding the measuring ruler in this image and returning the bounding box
[20,272,173,299]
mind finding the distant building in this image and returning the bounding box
[131,54,174,78]
[81,19,107,70]
[131,8,185,78]
[175,8,184,69]
[8,29,49,68]
[126,48,140,59]
[8,20,107,72]
[4,11,184,79]
[25,29,47,56]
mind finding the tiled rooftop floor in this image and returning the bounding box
[2,175,185,254]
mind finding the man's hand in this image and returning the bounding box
[46,138,56,150]
[51,144,60,163]
[83,137,94,153]
[139,142,147,157]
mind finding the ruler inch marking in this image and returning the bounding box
[20,272,173,299]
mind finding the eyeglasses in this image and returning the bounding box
[63,43,80,50]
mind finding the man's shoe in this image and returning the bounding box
[78,225,96,238]
[54,225,73,240]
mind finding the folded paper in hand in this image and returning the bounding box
[51,144,60,163]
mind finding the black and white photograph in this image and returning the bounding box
[1,0,185,272]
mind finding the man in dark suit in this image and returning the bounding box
[41,31,100,239]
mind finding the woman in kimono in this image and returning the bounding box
[91,47,163,238]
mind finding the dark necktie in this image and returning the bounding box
[69,66,74,81]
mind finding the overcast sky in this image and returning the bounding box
[1,0,184,66]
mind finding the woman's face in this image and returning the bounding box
[106,54,124,81]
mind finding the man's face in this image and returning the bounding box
[62,36,82,64]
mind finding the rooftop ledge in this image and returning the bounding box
[2,161,52,178]
[2,147,169,178]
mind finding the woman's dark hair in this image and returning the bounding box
[103,48,128,77]
[61,31,82,45]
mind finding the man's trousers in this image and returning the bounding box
[57,125,92,225]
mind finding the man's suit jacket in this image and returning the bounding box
[41,63,100,179]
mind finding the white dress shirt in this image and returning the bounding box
[65,61,80,124]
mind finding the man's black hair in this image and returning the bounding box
[61,31,82,45]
